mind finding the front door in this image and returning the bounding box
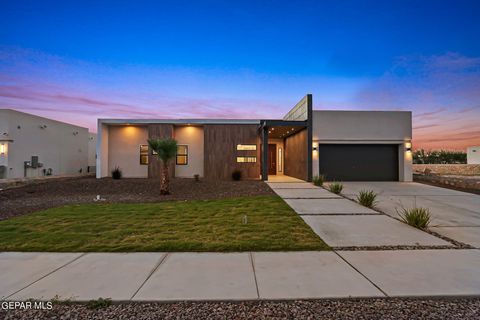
[268,144,276,175]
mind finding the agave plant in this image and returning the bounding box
[329,182,343,194]
[398,207,432,229]
[356,190,377,208]
[312,174,325,187]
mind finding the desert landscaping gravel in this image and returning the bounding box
[0,176,274,220]
[1,298,479,320]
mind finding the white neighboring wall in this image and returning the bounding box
[312,110,413,182]
[88,133,97,169]
[0,109,90,179]
[467,146,480,164]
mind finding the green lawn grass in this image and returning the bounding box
[0,196,329,252]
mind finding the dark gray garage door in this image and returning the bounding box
[318,144,399,181]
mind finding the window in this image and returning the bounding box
[237,156,256,163]
[278,148,283,172]
[176,145,188,165]
[237,144,256,151]
[140,145,149,165]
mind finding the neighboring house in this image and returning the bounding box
[0,109,92,179]
[467,146,480,164]
[96,94,413,182]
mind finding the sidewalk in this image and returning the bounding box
[1,250,480,301]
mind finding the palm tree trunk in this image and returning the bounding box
[160,161,170,195]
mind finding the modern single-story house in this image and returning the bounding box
[96,95,412,182]
[0,109,96,179]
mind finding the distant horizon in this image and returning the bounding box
[1,1,479,150]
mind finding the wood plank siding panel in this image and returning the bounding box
[284,128,308,180]
[147,124,175,178]
[204,124,261,180]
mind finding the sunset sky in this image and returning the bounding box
[1,1,479,150]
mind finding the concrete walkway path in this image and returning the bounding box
[2,250,480,301]
[267,181,451,248]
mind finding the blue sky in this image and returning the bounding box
[1,0,480,149]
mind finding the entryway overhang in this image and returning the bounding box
[259,119,311,182]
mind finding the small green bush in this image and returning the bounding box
[232,170,242,181]
[398,207,432,229]
[329,182,343,194]
[312,174,325,186]
[87,298,112,309]
[111,166,122,179]
[357,190,377,208]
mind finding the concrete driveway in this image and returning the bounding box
[340,182,480,248]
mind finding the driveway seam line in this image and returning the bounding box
[333,251,389,297]
[249,252,260,299]
[130,253,169,300]
[5,252,87,299]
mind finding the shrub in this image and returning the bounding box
[398,207,432,229]
[87,298,112,309]
[312,174,325,186]
[232,170,242,181]
[111,166,122,179]
[329,182,343,194]
[413,149,467,164]
[194,174,200,182]
[357,190,377,208]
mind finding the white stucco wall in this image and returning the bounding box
[467,146,480,164]
[107,125,148,178]
[0,109,89,179]
[312,110,413,181]
[174,126,204,178]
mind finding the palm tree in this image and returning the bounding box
[148,138,178,195]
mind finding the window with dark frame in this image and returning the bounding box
[236,156,256,163]
[140,145,149,165]
[237,144,257,151]
[176,145,188,165]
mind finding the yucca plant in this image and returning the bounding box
[398,207,432,229]
[357,190,377,208]
[312,174,325,187]
[111,166,122,179]
[329,182,343,194]
[232,170,242,181]
[148,138,178,195]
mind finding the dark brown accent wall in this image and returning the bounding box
[284,128,308,180]
[204,124,261,180]
[147,124,175,179]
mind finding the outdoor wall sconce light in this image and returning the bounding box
[405,142,412,152]
[0,143,6,155]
